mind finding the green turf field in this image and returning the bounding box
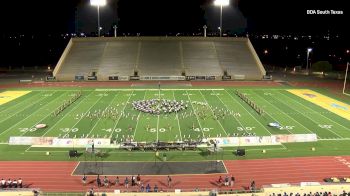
[0,87,349,144]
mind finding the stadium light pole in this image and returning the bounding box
[90,0,106,37]
[113,25,118,37]
[306,48,312,73]
[214,0,229,37]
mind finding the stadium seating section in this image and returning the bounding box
[53,37,266,81]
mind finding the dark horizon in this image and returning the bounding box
[0,0,348,69]
[0,0,348,35]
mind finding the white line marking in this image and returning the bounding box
[185,90,204,138]
[0,91,62,137]
[224,89,274,136]
[133,91,147,139]
[63,91,106,138]
[172,90,183,141]
[198,90,228,136]
[0,91,47,124]
[86,91,120,137]
[279,90,350,136]
[41,91,95,137]
[213,90,249,135]
[111,90,135,139]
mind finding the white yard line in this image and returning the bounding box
[95,89,225,91]
[319,138,350,141]
[172,90,183,141]
[198,90,228,136]
[185,90,204,138]
[272,90,344,137]
[157,88,161,141]
[251,90,334,137]
[278,91,350,133]
[133,91,147,139]
[255,90,342,138]
[213,90,249,136]
[41,91,94,137]
[224,89,274,136]
[110,90,135,138]
[20,93,71,136]
[0,91,62,137]
[156,114,160,141]
[63,92,107,138]
[86,91,120,138]
[0,92,48,124]
[0,91,42,115]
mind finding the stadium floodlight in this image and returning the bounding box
[214,0,229,37]
[90,0,106,37]
[306,48,313,73]
[113,25,118,37]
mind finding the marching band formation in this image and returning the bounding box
[52,91,82,117]
[132,99,188,115]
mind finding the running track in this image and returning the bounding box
[1,156,350,192]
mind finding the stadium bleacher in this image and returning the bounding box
[54,37,266,81]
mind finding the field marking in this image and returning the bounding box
[246,146,287,152]
[213,90,249,135]
[0,91,61,137]
[280,143,288,150]
[0,91,48,124]
[0,91,31,105]
[172,90,183,141]
[260,90,343,138]
[133,91,147,139]
[25,146,32,152]
[156,88,161,141]
[63,92,107,138]
[24,146,286,154]
[20,92,71,137]
[156,113,160,141]
[224,89,274,136]
[288,89,350,120]
[95,89,225,91]
[269,91,342,138]
[250,90,314,135]
[111,90,135,139]
[280,91,350,130]
[198,90,228,136]
[86,91,121,138]
[319,138,350,141]
[277,91,348,138]
[185,90,205,138]
[0,91,39,115]
[41,91,95,137]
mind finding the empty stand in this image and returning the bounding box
[54,37,265,81]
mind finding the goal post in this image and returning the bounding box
[343,62,350,96]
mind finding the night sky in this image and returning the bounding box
[0,0,348,35]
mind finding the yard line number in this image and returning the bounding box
[318,124,333,129]
[193,128,213,132]
[103,128,122,133]
[60,128,79,133]
[19,128,37,133]
[237,127,255,131]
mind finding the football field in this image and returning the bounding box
[0,88,350,143]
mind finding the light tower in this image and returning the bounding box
[90,0,106,37]
[214,0,229,37]
[306,48,313,73]
[113,25,118,37]
[203,25,207,37]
